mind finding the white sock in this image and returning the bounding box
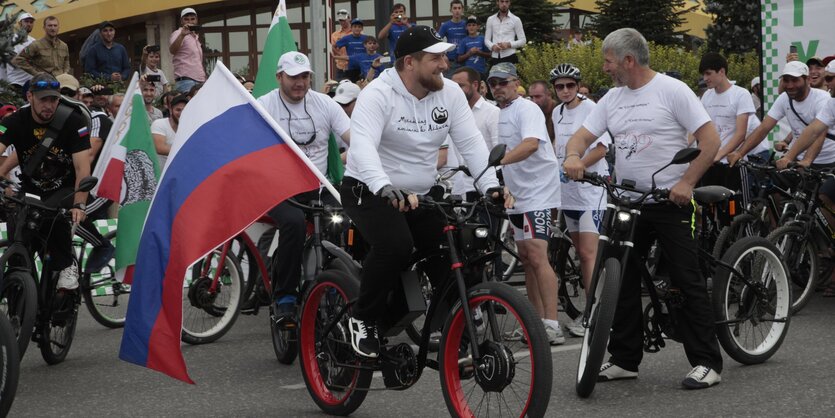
[543,318,560,329]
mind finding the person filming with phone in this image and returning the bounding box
[140,44,169,98]
[169,7,206,93]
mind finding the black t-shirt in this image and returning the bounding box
[0,106,91,196]
[90,110,113,170]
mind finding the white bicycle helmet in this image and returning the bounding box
[549,63,582,82]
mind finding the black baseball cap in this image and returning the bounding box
[99,21,115,30]
[170,95,189,107]
[466,16,479,25]
[394,25,454,59]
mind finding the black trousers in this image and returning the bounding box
[341,177,447,322]
[267,189,336,300]
[608,203,723,373]
[488,54,519,66]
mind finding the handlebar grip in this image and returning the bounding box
[654,188,670,200]
[582,171,600,182]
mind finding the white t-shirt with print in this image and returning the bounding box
[745,115,770,157]
[583,73,711,193]
[553,99,610,211]
[815,98,835,130]
[498,97,561,214]
[258,89,350,175]
[701,84,755,163]
[151,118,177,168]
[768,89,835,164]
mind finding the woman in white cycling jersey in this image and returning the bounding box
[550,63,611,336]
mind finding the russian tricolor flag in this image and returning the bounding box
[118,62,335,383]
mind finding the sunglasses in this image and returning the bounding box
[554,82,577,91]
[31,80,60,92]
[825,75,835,83]
[488,78,516,88]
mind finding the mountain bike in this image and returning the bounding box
[298,145,553,417]
[573,149,791,398]
[0,176,98,364]
[77,228,125,328]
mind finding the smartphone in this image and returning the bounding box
[146,74,161,82]
[189,24,202,31]
[789,45,797,54]
[379,56,391,64]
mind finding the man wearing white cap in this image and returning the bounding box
[256,51,351,327]
[0,12,36,95]
[330,9,353,81]
[341,25,510,358]
[729,61,835,168]
[332,80,360,116]
[169,7,206,93]
[750,76,762,117]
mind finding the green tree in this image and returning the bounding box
[704,0,761,54]
[588,0,695,46]
[467,0,569,44]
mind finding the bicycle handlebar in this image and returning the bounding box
[579,171,669,206]
[285,197,343,214]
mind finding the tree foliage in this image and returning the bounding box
[588,0,695,46]
[466,0,569,44]
[704,0,761,54]
[0,16,26,66]
[518,38,759,95]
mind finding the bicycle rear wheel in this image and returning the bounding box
[298,269,370,416]
[0,313,19,417]
[713,237,791,364]
[552,236,585,320]
[80,231,130,328]
[439,281,552,417]
[766,225,816,314]
[576,257,621,398]
[181,250,244,345]
[39,288,80,365]
[0,270,37,359]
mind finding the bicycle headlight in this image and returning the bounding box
[474,227,489,238]
[330,214,344,224]
[616,211,631,223]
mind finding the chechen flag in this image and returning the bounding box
[91,73,160,285]
[119,62,335,383]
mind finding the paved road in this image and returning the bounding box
[11,293,835,417]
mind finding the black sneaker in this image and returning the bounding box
[681,365,721,389]
[85,241,116,273]
[348,317,380,358]
[273,302,297,329]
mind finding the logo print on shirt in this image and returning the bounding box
[615,133,653,160]
[431,107,448,124]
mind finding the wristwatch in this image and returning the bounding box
[72,202,86,210]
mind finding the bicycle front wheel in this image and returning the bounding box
[439,281,552,418]
[39,289,80,365]
[576,257,621,398]
[552,236,585,320]
[0,269,37,359]
[766,224,817,314]
[0,313,19,416]
[713,237,791,364]
[181,250,244,345]
[80,231,130,328]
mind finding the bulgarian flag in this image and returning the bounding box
[252,0,344,184]
[91,73,161,284]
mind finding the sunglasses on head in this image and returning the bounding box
[554,82,577,91]
[31,80,60,92]
[488,78,516,88]
[825,75,835,82]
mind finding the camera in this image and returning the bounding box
[396,14,403,21]
[188,24,202,31]
[146,74,161,82]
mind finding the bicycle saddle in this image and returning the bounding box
[692,185,734,205]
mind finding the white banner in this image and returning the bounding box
[760,0,835,139]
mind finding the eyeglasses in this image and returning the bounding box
[488,78,516,88]
[31,80,60,92]
[825,75,835,83]
[554,82,577,91]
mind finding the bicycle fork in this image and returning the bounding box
[204,242,231,293]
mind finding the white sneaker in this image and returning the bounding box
[598,362,638,382]
[348,317,379,358]
[681,365,721,389]
[57,265,79,290]
[543,320,566,345]
[564,317,585,337]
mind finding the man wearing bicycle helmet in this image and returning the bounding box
[0,73,91,291]
[563,28,723,389]
[550,63,610,338]
[488,62,565,345]
[342,26,510,358]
